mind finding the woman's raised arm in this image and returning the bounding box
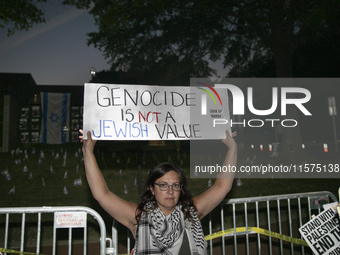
[192,130,237,219]
[80,130,138,233]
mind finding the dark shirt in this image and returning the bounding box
[178,230,191,255]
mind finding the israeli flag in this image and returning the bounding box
[40,93,70,144]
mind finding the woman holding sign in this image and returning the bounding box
[79,129,237,255]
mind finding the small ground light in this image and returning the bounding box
[302,144,305,149]
[260,144,263,151]
[269,144,272,151]
[251,144,254,149]
[323,143,328,152]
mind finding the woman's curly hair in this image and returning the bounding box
[135,162,196,223]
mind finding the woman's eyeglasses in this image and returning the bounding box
[154,182,182,191]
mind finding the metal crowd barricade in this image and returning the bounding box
[0,206,113,255]
[207,191,338,255]
[110,191,337,255]
[112,219,132,255]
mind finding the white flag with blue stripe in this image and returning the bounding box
[40,93,70,144]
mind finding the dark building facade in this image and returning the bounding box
[0,73,84,152]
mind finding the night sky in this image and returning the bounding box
[0,1,228,86]
[0,1,110,85]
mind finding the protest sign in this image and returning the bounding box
[299,207,340,255]
[83,83,231,140]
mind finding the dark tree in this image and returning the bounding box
[228,6,340,78]
[64,0,340,161]
[91,55,213,85]
[0,0,48,36]
[64,0,340,78]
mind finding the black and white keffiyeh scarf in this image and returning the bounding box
[133,201,206,255]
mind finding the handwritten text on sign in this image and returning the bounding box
[83,83,231,140]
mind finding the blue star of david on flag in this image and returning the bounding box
[40,93,70,144]
[49,113,60,123]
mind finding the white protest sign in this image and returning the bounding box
[54,212,87,228]
[83,83,231,140]
[299,208,340,255]
[323,202,339,211]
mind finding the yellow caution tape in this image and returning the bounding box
[2,226,309,255]
[119,227,309,255]
[204,226,309,247]
[0,248,45,255]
